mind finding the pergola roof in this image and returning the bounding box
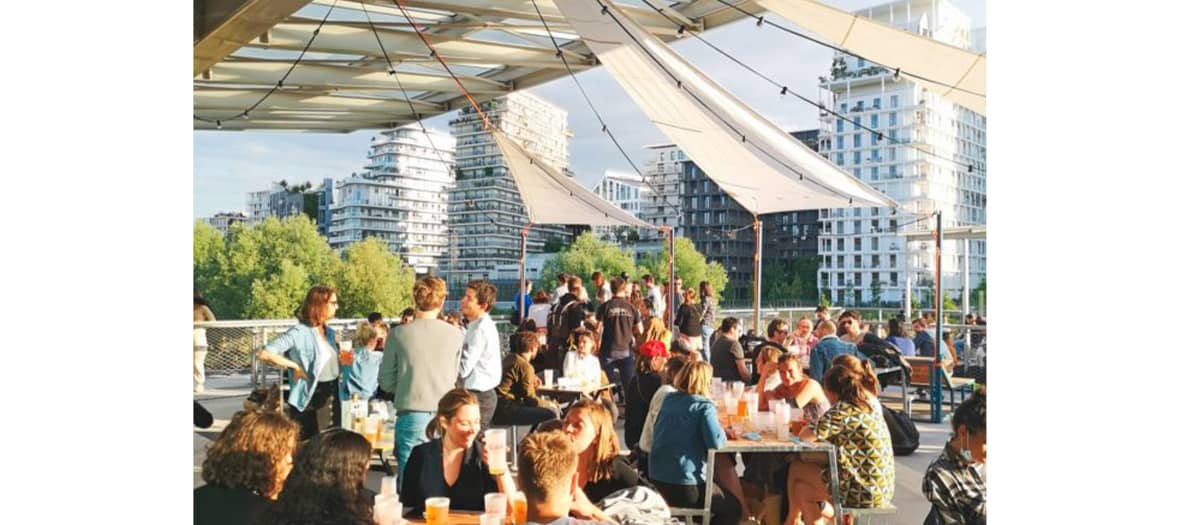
[194,0,761,132]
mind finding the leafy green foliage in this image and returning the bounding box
[636,237,728,298]
[539,232,637,293]
[759,256,820,305]
[337,238,416,319]
[193,216,414,319]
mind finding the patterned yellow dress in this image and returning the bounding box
[811,399,896,508]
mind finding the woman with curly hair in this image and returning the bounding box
[194,404,299,525]
[256,285,343,439]
[264,429,375,525]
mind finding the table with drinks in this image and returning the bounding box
[408,492,529,525]
[706,378,845,521]
[535,371,614,412]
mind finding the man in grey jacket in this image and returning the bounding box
[378,276,464,480]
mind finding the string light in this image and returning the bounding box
[193,0,339,127]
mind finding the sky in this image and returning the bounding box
[193,0,985,218]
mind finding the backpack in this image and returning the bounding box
[881,404,920,456]
[597,486,673,525]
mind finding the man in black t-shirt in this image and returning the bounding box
[596,277,643,403]
[710,317,752,384]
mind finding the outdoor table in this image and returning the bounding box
[405,510,483,525]
[703,414,844,522]
[536,383,613,412]
[873,365,911,416]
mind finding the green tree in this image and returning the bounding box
[543,236,567,253]
[635,237,728,298]
[538,232,637,293]
[943,291,957,312]
[194,215,342,319]
[336,238,416,318]
[193,221,225,298]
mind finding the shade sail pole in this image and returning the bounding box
[520,223,533,326]
[753,215,763,336]
[662,226,675,327]
[931,210,945,422]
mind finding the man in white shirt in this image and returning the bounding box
[552,273,569,305]
[643,274,664,320]
[458,279,502,430]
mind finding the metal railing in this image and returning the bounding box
[197,309,985,388]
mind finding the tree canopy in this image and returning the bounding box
[193,216,416,319]
[636,237,728,298]
[538,232,637,294]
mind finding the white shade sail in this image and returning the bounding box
[491,129,651,228]
[755,0,985,115]
[552,0,897,215]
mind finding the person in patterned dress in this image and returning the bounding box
[784,359,895,525]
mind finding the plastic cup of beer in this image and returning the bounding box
[512,492,528,525]
[776,418,792,440]
[339,340,354,365]
[364,416,380,444]
[485,429,509,476]
[380,476,398,497]
[543,369,554,387]
[425,497,450,525]
[480,513,503,525]
[723,393,739,416]
[485,493,509,519]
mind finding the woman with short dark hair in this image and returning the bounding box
[256,285,343,438]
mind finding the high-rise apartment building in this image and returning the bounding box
[816,0,986,307]
[674,130,823,302]
[443,92,573,290]
[639,144,685,240]
[328,126,455,275]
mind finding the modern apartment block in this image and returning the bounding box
[443,92,574,290]
[639,144,686,240]
[816,0,986,307]
[591,169,650,242]
[672,130,823,302]
[328,126,456,275]
[203,212,247,235]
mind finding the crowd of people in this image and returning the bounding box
[195,273,986,525]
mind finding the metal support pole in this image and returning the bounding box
[962,238,971,356]
[753,216,763,336]
[520,223,533,325]
[931,210,945,422]
[665,227,675,326]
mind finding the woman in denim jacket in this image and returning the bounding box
[257,285,343,439]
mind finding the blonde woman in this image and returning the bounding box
[650,361,743,525]
[639,316,673,351]
[339,321,384,401]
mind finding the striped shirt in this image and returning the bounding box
[922,437,986,525]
